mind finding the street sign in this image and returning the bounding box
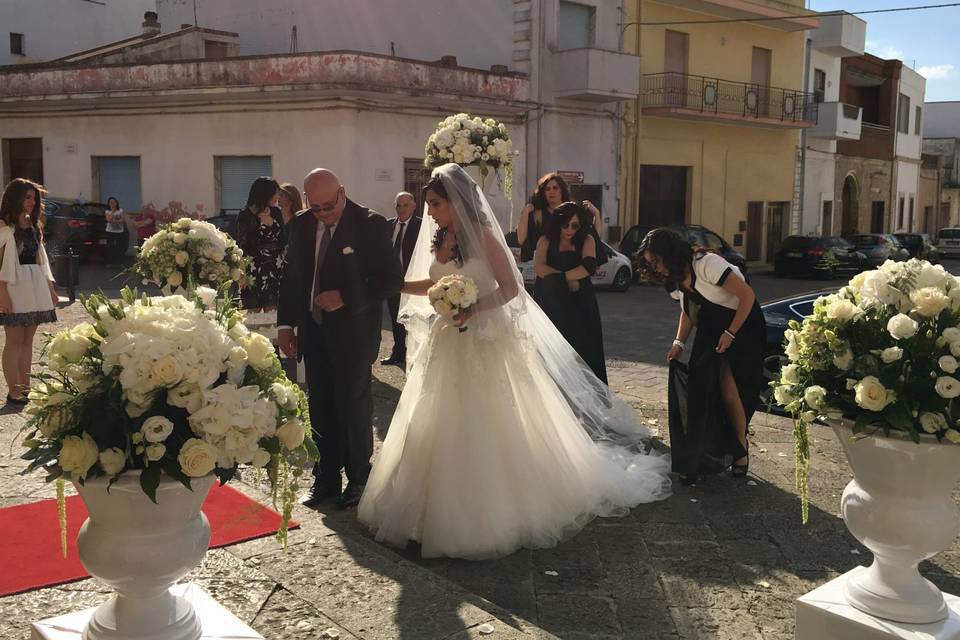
[556,170,584,184]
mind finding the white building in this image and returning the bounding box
[800,11,866,236]
[0,1,639,236]
[894,66,926,232]
[0,0,156,66]
[924,102,960,228]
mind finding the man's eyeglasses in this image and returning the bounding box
[309,189,342,214]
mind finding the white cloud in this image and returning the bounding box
[918,64,955,80]
[864,40,904,60]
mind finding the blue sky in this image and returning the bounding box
[808,1,960,102]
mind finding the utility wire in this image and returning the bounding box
[621,2,960,28]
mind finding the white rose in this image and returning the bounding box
[434,300,453,316]
[881,347,903,364]
[935,376,960,399]
[251,448,271,468]
[59,432,99,480]
[946,429,960,444]
[833,348,853,371]
[230,268,243,282]
[98,447,126,475]
[141,415,175,443]
[173,232,186,245]
[825,299,861,323]
[801,410,817,423]
[270,382,297,411]
[167,271,183,287]
[243,333,275,370]
[145,443,166,461]
[168,383,203,414]
[854,376,895,412]
[887,314,918,340]
[940,355,959,373]
[803,385,827,409]
[277,419,306,450]
[151,355,183,387]
[919,412,948,434]
[175,251,189,267]
[48,324,95,368]
[196,286,217,306]
[951,342,960,359]
[780,364,800,384]
[943,328,960,343]
[950,288,960,312]
[177,438,218,477]
[911,287,950,318]
[773,385,795,406]
[918,263,950,289]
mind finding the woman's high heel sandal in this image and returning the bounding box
[731,439,749,478]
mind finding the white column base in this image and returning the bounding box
[796,567,960,640]
[30,583,263,640]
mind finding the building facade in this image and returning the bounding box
[0,1,639,235]
[923,102,960,230]
[621,0,818,265]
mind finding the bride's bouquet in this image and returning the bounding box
[134,217,248,293]
[428,274,479,333]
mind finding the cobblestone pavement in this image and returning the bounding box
[2,289,960,639]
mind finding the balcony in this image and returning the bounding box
[640,73,818,128]
[549,48,640,102]
[654,0,819,32]
[808,101,862,140]
[810,12,866,58]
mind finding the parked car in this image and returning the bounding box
[893,232,941,263]
[846,233,909,268]
[619,224,747,281]
[206,209,240,240]
[936,228,960,258]
[774,235,867,279]
[42,198,108,259]
[515,240,634,292]
[760,289,834,414]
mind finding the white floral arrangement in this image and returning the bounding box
[424,113,514,200]
[428,274,479,332]
[133,217,248,293]
[21,287,316,554]
[774,259,960,521]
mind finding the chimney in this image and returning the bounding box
[490,64,508,73]
[438,55,458,67]
[142,11,161,37]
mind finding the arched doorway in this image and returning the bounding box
[841,174,859,237]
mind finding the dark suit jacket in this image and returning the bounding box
[277,199,403,363]
[390,215,422,275]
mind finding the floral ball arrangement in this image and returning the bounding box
[424,113,514,200]
[774,259,960,521]
[133,217,248,293]
[21,287,316,553]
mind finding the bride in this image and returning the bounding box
[358,164,671,560]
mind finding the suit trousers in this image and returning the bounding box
[386,294,406,362]
[303,318,374,489]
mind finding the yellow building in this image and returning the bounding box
[620,0,818,265]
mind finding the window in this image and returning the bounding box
[813,69,826,103]
[9,33,24,56]
[915,106,922,135]
[908,195,915,231]
[215,156,272,213]
[897,93,911,134]
[871,201,885,233]
[558,1,595,50]
[821,200,833,235]
[898,195,906,230]
[94,157,142,213]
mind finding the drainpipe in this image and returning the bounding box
[799,36,811,235]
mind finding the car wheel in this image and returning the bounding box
[611,267,631,292]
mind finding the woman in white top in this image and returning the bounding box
[0,179,58,405]
[104,196,126,266]
[640,228,766,485]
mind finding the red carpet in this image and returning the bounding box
[0,483,299,596]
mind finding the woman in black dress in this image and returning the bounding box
[639,229,765,484]
[533,202,606,383]
[237,176,284,311]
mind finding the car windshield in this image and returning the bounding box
[850,235,881,245]
[823,237,852,249]
[779,236,817,250]
[895,235,921,247]
[940,229,960,239]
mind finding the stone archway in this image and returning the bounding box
[841,173,859,237]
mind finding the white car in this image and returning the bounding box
[514,241,633,292]
[937,228,960,258]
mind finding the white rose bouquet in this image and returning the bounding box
[774,259,960,521]
[21,287,316,554]
[424,113,513,200]
[133,217,248,294]
[428,274,479,333]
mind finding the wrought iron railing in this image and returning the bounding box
[641,72,818,124]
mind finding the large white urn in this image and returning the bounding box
[74,472,215,640]
[832,421,960,623]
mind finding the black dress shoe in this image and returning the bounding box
[6,394,28,406]
[336,483,366,510]
[380,356,402,366]
[299,484,341,509]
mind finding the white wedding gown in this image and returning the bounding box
[358,258,672,560]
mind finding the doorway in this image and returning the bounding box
[841,174,859,236]
[639,165,688,228]
[664,31,689,107]
[821,201,833,236]
[1,138,43,185]
[751,47,772,116]
[871,201,885,233]
[746,201,763,261]
[766,202,789,263]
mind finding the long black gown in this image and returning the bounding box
[538,242,607,383]
[668,261,766,478]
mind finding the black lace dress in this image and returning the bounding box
[242,217,284,309]
[538,241,607,383]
